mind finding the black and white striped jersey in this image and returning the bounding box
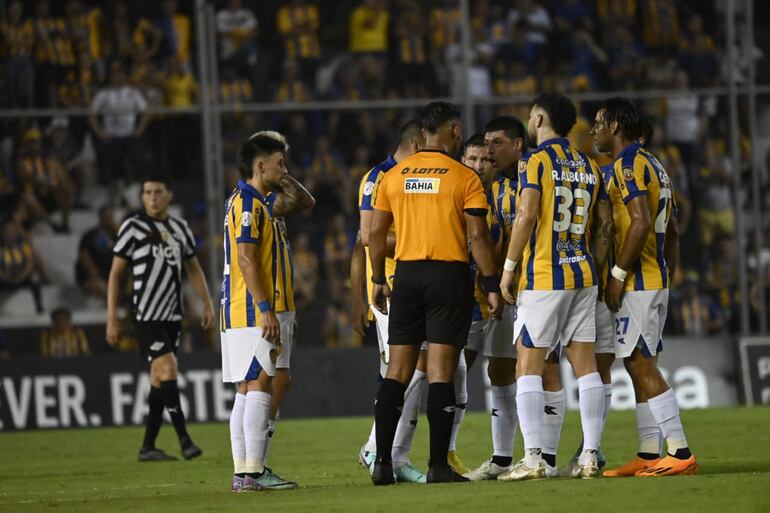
[113,212,196,322]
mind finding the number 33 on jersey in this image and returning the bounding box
[518,137,603,291]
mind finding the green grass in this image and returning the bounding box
[1,407,769,513]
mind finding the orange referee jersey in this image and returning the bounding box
[374,149,488,263]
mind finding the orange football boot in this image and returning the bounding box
[602,456,660,477]
[635,455,698,477]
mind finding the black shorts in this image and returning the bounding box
[135,321,181,363]
[388,261,473,348]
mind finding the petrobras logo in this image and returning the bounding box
[404,178,440,193]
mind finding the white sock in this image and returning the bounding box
[263,419,276,467]
[392,369,426,465]
[516,375,544,458]
[449,354,468,452]
[243,390,270,473]
[648,388,689,454]
[491,383,518,458]
[542,389,565,459]
[365,421,377,453]
[602,383,612,430]
[635,402,663,455]
[577,372,605,452]
[230,393,246,474]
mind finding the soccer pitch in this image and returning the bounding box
[1,408,768,513]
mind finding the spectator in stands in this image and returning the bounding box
[393,4,429,98]
[273,60,312,104]
[131,12,162,63]
[88,61,149,188]
[349,0,389,55]
[292,232,318,310]
[75,206,117,299]
[640,0,681,52]
[56,51,100,108]
[155,0,191,66]
[219,64,253,105]
[103,2,134,64]
[0,218,45,313]
[605,25,646,89]
[16,128,74,232]
[703,236,739,332]
[664,69,703,173]
[428,0,460,94]
[277,0,321,84]
[679,14,718,87]
[506,0,552,62]
[164,56,197,107]
[697,138,735,250]
[3,0,35,108]
[45,117,85,207]
[671,271,724,336]
[40,307,90,358]
[216,0,258,70]
[323,213,354,303]
[596,0,636,30]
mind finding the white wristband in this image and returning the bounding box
[611,265,628,282]
[503,259,517,272]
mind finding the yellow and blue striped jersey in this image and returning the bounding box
[266,193,295,313]
[518,138,602,291]
[220,180,276,329]
[358,156,398,304]
[471,189,502,321]
[605,143,674,291]
[596,164,613,302]
[490,172,517,252]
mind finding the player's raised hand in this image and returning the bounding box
[262,310,281,345]
[500,269,517,304]
[201,302,214,330]
[106,316,121,346]
[372,283,390,315]
[605,277,624,312]
[487,292,503,319]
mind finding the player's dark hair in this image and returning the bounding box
[532,93,577,137]
[639,116,654,147]
[237,134,287,180]
[141,174,172,190]
[396,119,422,149]
[463,133,486,154]
[420,101,461,134]
[483,116,526,142]
[600,97,641,141]
[50,307,71,321]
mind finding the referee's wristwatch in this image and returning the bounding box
[371,275,387,285]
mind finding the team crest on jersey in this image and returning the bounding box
[241,211,252,226]
[363,181,375,196]
[518,160,527,173]
[622,167,634,181]
[161,230,169,241]
[404,178,439,193]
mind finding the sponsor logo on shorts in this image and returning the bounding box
[150,341,165,351]
[404,178,440,193]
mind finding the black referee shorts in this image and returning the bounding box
[388,260,473,348]
[135,321,181,363]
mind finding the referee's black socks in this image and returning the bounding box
[160,380,191,447]
[427,382,455,468]
[375,378,407,463]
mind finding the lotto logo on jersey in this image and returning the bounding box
[404,178,440,193]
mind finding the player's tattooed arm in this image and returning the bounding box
[592,198,614,272]
[664,213,680,282]
[271,174,316,216]
[350,233,369,335]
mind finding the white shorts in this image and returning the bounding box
[275,311,296,369]
[370,304,427,378]
[220,327,277,382]
[595,301,615,354]
[514,286,597,356]
[613,289,668,359]
[481,304,517,358]
[465,319,487,353]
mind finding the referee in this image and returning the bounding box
[369,102,502,484]
[107,176,214,462]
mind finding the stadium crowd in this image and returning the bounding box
[0,0,768,356]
